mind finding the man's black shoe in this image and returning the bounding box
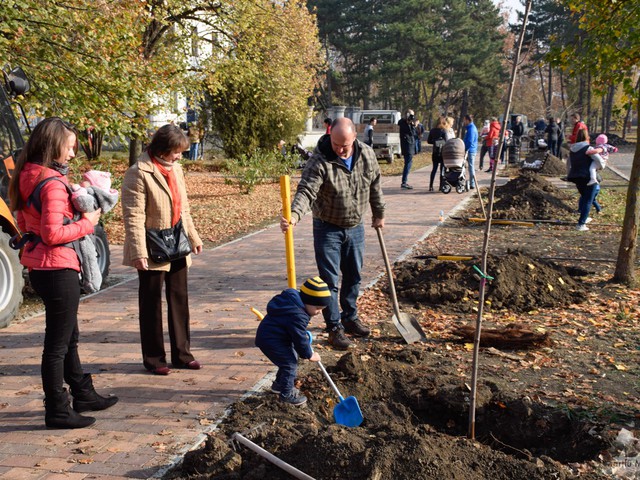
[328,327,353,350]
[343,318,370,337]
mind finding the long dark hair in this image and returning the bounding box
[147,124,189,158]
[9,117,77,211]
[575,128,588,143]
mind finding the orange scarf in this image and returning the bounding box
[152,156,181,226]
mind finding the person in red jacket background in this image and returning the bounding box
[569,112,589,144]
[485,117,501,172]
[8,117,118,429]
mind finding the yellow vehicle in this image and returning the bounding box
[0,67,110,328]
[0,67,28,328]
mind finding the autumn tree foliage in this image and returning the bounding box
[0,0,163,136]
[310,0,507,125]
[551,0,640,285]
[202,0,323,159]
[0,0,322,161]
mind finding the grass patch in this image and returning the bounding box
[378,149,432,176]
[597,168,629,225]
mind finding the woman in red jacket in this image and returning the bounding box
[8,118,118,429]
[485,117,501,172]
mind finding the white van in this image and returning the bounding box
[353,110,402,163]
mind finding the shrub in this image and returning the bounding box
[225,148,298,194]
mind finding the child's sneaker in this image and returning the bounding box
[279,390,307,406]
[270,382,299,396]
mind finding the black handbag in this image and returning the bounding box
[145,218,192,263]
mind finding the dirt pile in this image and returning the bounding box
[591,132,633,146]
[168,344,607,480]
[479,171,574,220]
[394,251,585,313]
[538,153,567,176]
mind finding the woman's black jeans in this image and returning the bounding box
[29,269,85,397]
[430,156,443,189]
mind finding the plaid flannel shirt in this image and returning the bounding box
[291,137,385,228]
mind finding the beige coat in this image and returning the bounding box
[121,152,202,271]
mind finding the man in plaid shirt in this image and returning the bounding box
[281,117,386,349]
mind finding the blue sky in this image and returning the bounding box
[495,0,523,22]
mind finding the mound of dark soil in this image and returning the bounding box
[591,133,633,146]
[168,344,607,480]
[538,153,567,176]
[395,251,585,313]
[481,171,574,220]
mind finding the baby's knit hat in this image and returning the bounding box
[299,277,331,307]
[595,134,608,146]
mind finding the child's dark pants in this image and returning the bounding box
[259,343,299,395]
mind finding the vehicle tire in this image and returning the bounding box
[93,223,110,288]
[0,230,24,329]
[456,184,465,194]
[441,184,451,194]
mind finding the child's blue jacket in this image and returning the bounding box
[255,289,313,359]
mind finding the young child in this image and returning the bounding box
[255,277,330,406]
[69,170,119,293]
[587,134,618,186]
[71,170,119,213]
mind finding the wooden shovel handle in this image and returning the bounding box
[375,227,402,320]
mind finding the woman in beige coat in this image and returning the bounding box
[122,124,203,375]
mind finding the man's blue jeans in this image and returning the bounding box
[577,182,600,225]
[402,154,413,185]
[189,142,199,161]
[467,152,476,187]
[313,219,364,329]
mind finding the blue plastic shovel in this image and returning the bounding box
[307,332,363,428]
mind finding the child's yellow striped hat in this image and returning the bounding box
[299,276,331,307]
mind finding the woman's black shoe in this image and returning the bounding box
[45,389,96,429]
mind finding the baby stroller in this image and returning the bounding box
[440,138,469,194]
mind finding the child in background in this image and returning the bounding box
[255,277,330,406]
[69,170,119,292]
[587,134,618,186]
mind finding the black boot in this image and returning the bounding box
[71,374,119,413]
[45,389,96,429]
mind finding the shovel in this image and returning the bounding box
[307,331,363,428]
[375,227,427,344]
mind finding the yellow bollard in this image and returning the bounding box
[280,175,296,289]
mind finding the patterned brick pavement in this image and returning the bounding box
[0,165,496,479]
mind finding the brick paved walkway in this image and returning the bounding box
[0,165,497,479]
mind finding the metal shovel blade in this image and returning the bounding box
[392,312,427,344]
[333,395,363,428]
[376,227,427,344]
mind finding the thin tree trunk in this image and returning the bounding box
[129,137,143,167]
[613,91,640,285]
[538,63,549,110]
[560,69,567,113]
[586,72,592,130]
[605,84,615,133]
[623,102,632,139]
[547,66,552,116]
[468,0,532,441]
[601,95,607,133]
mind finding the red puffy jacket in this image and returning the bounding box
[485,121,501,147]
[17,162,94,272]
